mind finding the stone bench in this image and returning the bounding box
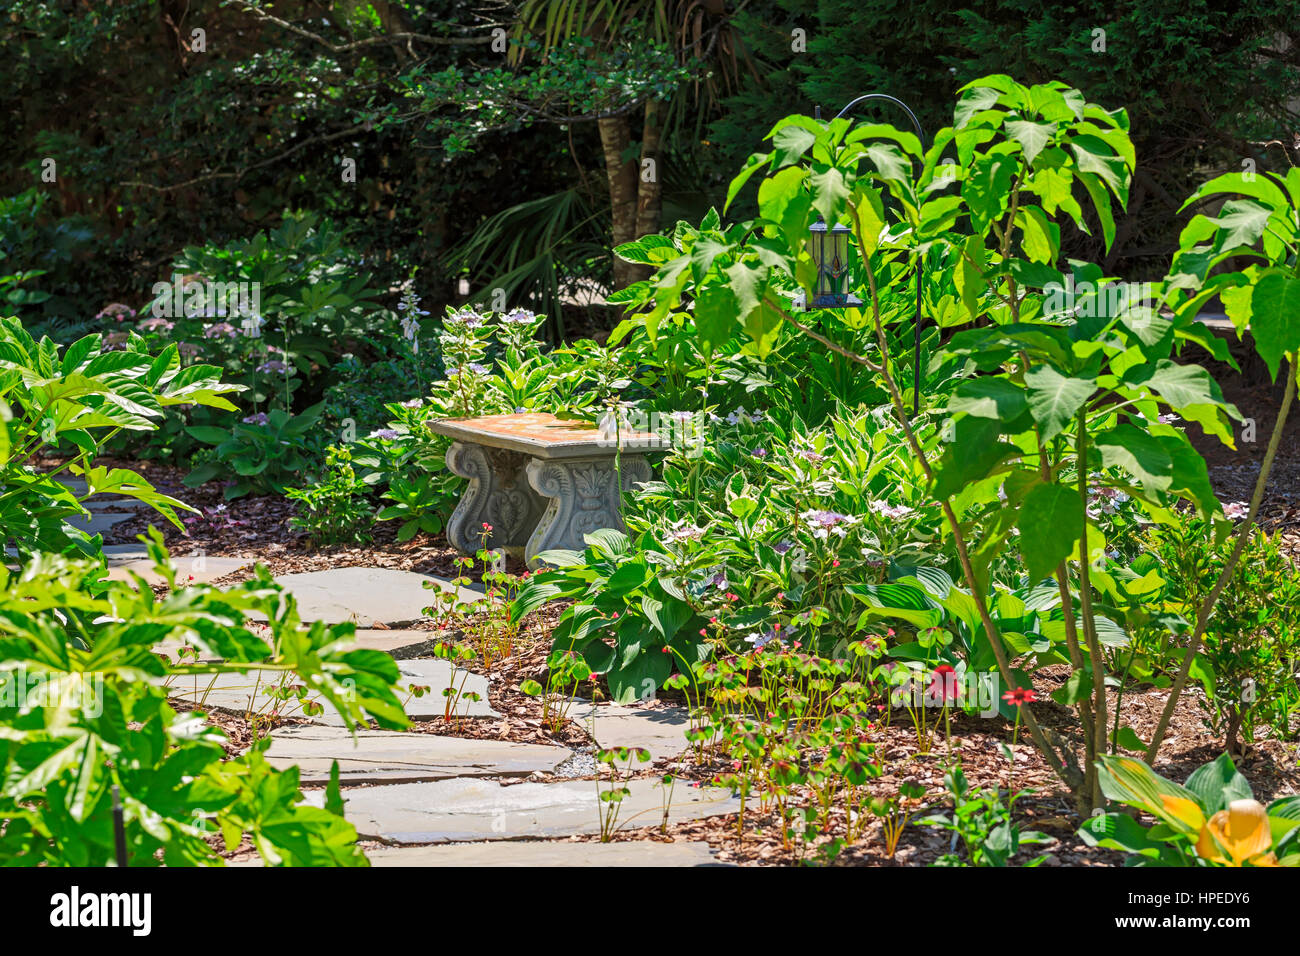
[428,413,657,568]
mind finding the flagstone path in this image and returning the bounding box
[365,840,728,867]
[301,777,739,843]
[138,542,730,865]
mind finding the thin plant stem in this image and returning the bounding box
[1146,354,1297,760]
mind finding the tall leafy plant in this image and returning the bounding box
[613,76,1282,815]
[0,316,242,558]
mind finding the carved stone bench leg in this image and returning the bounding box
[524,454,652,567]
[445,442,547,558]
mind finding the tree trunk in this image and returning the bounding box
[632,100,665,281]
[598,114,640,289]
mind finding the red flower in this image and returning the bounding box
[662,645,672,653]
[1002,686,1038,706]
[699,628,707,636]
[832,559,840,567]
[929,664,960,703]
[482,522,493,531]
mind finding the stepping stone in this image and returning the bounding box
[86,497,152,511]
[172,658,497,723]
[263,725,570,784]
[65,511,134,536]
[366,840,728,867]
[567,701,691,760]
[103,543,152,563]
[311,776,740,843]
[268,568,482,626]
[107,555,251,586]
[318,658,498,723]
[353,629,442,658]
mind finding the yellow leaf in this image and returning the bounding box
[1159,794,1206,832]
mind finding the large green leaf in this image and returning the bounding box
[1024,365,1094,440]
[1018,482,1083,582]
[932,416,1020,499]
[1248,271,1300,379]
[947,378,1027,423]
[1095,425,1173,491]
[1207,199,1273,251]
[1005,119,1055,164]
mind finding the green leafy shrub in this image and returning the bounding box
[1145,516,1300,753]
[0,532,406,866]
[286,444,376,545]
[0,316,241,558]
[140,213,394,394]
[513,529,710,703]
[580,74,1300,819]
[184,402,326,499]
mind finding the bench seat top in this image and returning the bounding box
[428,412,660,459]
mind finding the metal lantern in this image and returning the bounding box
[808,219,863,308]
[811,92,926,416]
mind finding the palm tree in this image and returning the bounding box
[513,0,753,287]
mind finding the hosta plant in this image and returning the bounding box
[185,401,325,498]
[1079,753,1300,866]
[512,528,710,703]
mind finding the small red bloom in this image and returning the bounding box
[662,645,672,653]
[1002,686,1038,706]
[482,522,493,530]
[832,559,840,567]
[929,664,960,703]
[699,628,707,636]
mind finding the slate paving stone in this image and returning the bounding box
[566,701,691,759]
[311,777,740,843]
[263,725,570,784]
[107,555,251,586]
[333,658,498,722]
[86,497,152,511]
[65,511,134,536]
[352,629,442,658]
[103,543,153,563]
[365,840,729,867]
[172,658,497,722]
[267,567,483,626]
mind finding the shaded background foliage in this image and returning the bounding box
[3,0,1300,335]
